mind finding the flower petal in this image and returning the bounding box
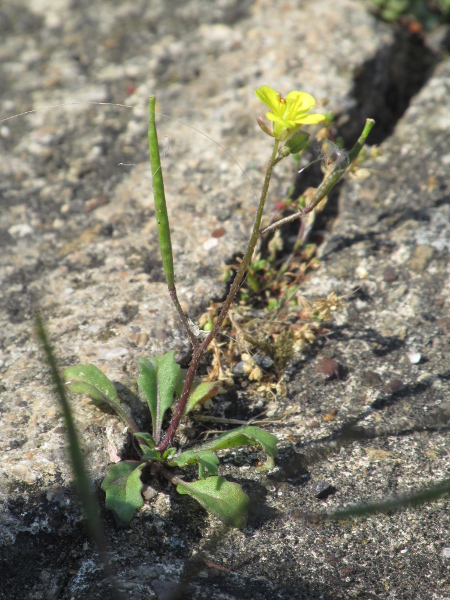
[294,113,325,124]
[256,86,325,140]
[266,113,298,140]
[266,113,291,127]
[285,91,316,113]
[255,86,283,114]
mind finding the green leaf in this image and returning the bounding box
[101,461,145,522]
[64,364,138,432]
[186,426,278,471]
[247,273,260,293]
[267,298,279,311]
[137,358,157,428]
[176,369,187,399]
[252,259,268,271]
[162,447,177,461]
[139,446,160,461]
[64,363,117,404]
[173,450,219,478]
[184,381,219,416]
[134,432,155,448]
[197,452,219,478]
[176,476,249,527]
[137,351,180,443]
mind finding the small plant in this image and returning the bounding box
[56,90,374,527]
[64,355,276,526]
[370,0,450,29]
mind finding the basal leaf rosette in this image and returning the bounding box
[255,85,325,141]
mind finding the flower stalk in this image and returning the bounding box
[261,118,376,237]
[158,139,280,451]
[148,91,374,453]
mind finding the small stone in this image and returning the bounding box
[361,371,382,387]
[388,284,408,301]
[52,218,65,229]
[407,352,421,364]
[203,238,218,251]
[311,481,335,499]
[417,373,438,385]
[232,361,247,377]
[409,294,421,312]
[142,484,158,501]
[410,245,434,273]
[322,408,338,422]
[253,353,274,370]
[211,227,226,238]
[355,265,368,279]
[315,358,340,379]
[8,223,33,238]
[387,379,404,393]
[383,268,397,283]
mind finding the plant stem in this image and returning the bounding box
[260,119,375,237]
[158,119,375,452]
[157,140,280,451]
[201,140,280,347]
[151,462,184,486]
[148,96,198,347]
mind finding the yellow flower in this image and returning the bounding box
[255,85,325,141]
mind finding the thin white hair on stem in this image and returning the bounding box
[119,136,170,176]
[297,155,322,174]
[320,139,350,169]
[150,136,171,179]
[298,138,350,174]
[187,318,209,340]
[161,135,170,160]
[0,101,258,202]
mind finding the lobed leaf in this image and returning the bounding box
[172,450,219,478]
[64,364,137,431]
[176,476,249,528]
[137,351,180,443]
[185,426,278,470]
[101,461,145,523]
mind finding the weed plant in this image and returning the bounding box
[10,87,447,596]
[57,90,373,527]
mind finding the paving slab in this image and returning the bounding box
[0,1,448,598]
